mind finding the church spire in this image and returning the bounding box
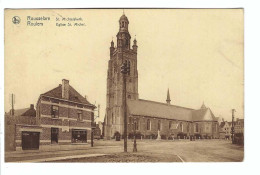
[166,88,171,104]
[201,101,206,109]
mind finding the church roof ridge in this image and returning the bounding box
[138,99,195,110]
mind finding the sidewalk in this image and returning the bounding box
[5,144,121,162]
[11,153,107,163]
[6,143,92,155]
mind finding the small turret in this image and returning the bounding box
[110,39,115,57]
[133,38,138,53]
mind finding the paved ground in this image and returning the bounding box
[5,139,243,162]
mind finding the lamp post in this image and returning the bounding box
[121,60,130,152]
[231,109,236,144]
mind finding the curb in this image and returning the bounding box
[12,154,107,163]
[177,155,185,162]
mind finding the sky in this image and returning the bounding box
[4,9,244,122]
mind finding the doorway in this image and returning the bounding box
[51,128,59,144]
[22,131,40,150]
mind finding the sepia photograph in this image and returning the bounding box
[3,8,244,163]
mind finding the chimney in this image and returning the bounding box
[30,104,34,109]
[62,79,69,99]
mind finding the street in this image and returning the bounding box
[5,139,243,162]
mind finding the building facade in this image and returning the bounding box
[104,14,219,139]
[36,79,96,147]
[127,100,219,139]
[5,104,40,151]
[234,118,244,134]
[219,121,232,139]
[105,14,139,138]
[6,80,96,151]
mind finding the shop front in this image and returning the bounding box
[72,129,87,143]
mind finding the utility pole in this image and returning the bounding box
[91,104,100,147]
[91,112,94,147]
[133,120,137,152]
[121,60,130,152]
[231,109,236,144]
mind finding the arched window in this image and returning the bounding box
[128,95,131,99]
[180,122,183,132]
[147,119,151,130]
[134,118,139,130]
[158,120,161,131]
[112,113,114,124]
[129,117,132,124]
[169,121,172,129]
[127,60,130,75]
[195,123,199,132]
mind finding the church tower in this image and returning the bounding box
[104,14,139,139]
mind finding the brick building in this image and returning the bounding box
[104,14,219,139]
[5,104,40,151]
[36,79,96,147]
[127,100,219,139]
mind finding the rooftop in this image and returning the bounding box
[127,99,218,122]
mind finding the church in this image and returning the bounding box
[104,14,219,140]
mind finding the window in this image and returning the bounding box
[169,121,172,129]
[147,119,151,130]
[128,95,131,99]
[215,123,218,132]
[134,119,139,130]
[187,123,190,132]
[195,123,199,132]
[158,120,161,131]
[72,129,87,143]
[180,122,183,132]
[129,117,132,124]
[77,110,83,121]
[51,105,59,118]
[112,113,114,124]
[127,60,130,75]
